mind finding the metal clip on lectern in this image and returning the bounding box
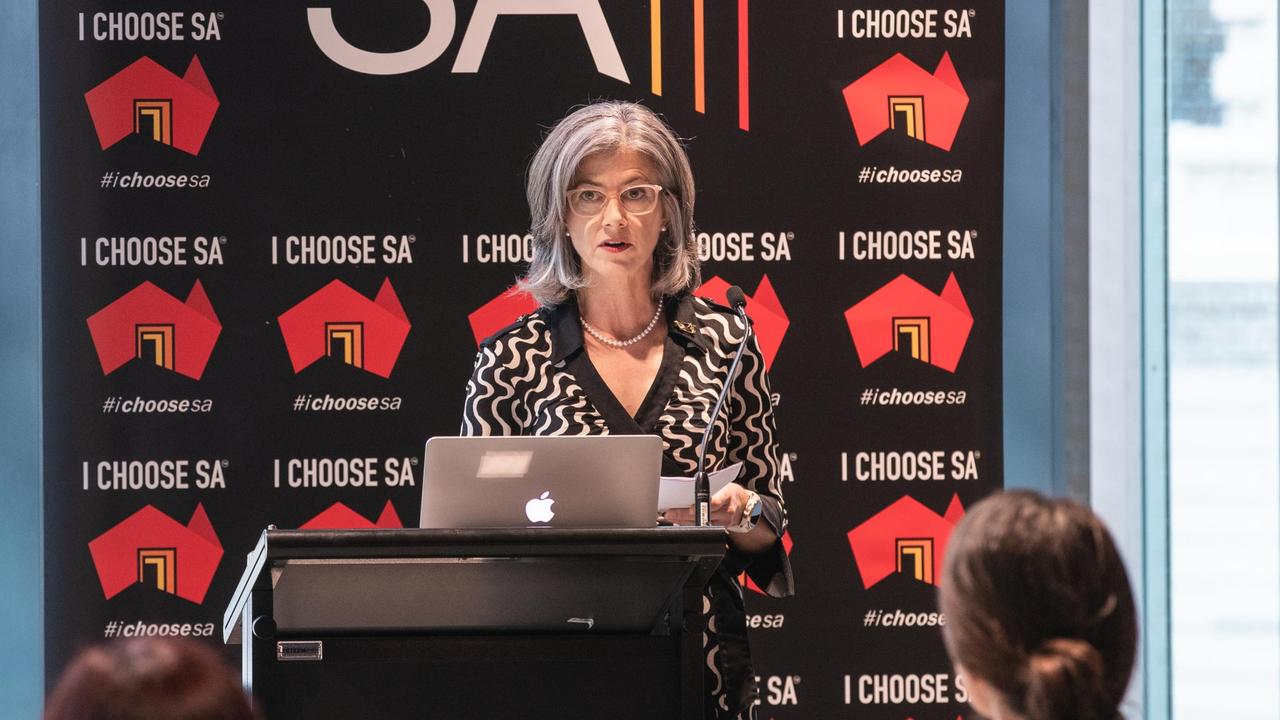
[223,527,725,720]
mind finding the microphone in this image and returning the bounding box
[725,285,748,313]
[695,286,752,527]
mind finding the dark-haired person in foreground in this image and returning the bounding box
[939,491,1138,720]
[461,100,793,719]
[44,637,258,720]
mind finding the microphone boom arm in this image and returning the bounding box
[695,289,752,527]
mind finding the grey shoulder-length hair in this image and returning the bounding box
[519,101,700,307]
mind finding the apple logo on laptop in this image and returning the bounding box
[525,491,555,524]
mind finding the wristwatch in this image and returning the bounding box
[728,491,762,534]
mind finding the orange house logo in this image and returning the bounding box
[842,51,969,151]
[468,286,539,346]
[300,501,403,529]
[86,280,222,380]
[845,273,973,373]
[278,278,411,378]
[695,274,788,371]
[847,494,964,590]
[88,503,223,604]
[84,55,219,156]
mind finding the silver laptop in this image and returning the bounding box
[420,435,663,529]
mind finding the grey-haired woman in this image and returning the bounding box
[461,101,794,719]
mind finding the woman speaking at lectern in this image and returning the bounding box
[460,101,793,719]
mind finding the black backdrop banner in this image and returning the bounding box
[42,1,1004,716]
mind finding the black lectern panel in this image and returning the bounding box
[264,634,682,719]
[224,528,725,720]
[271,557,692,632]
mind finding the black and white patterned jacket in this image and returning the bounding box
[460,292,794,719]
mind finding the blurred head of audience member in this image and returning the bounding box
[44,637,257,720]
[940,491,1138,720]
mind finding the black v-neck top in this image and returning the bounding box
[461,293,794,718]
[548,298,688,455]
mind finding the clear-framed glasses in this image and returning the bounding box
[566,183,665,217]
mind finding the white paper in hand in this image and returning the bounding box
[657,462,744,512]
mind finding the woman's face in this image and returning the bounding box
[565,148,666,289]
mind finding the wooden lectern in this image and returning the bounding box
[223,527,726,719]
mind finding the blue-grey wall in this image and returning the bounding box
[0,0,43,715]
[1004,0,1059,497]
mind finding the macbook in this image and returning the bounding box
[420,435,663,529]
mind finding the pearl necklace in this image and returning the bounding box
[581,304,663,348]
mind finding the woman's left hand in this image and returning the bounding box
[663,482,748,526]
[707,482,753,527]
[663,483,777,554]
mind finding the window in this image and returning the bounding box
[1165,0,1279,715]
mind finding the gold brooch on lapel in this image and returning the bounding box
[673,320,697,334]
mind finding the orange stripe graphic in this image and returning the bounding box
[694,0,705,113]
[651,0,662,95]
[738,0,749,130]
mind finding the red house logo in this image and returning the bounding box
[842,52,969,151]
[466,276,790,367]
[468,286,539,346]
[86,280,222,380]
[300,501,404,530]
[88,503,223,604]
[278,278,411,378]
[84,55,219,156]
[844,273,973,373]
[695,275,789,371]
[847,494,964,590]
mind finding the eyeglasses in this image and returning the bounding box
[566,184,665,217]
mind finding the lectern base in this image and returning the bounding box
[224,528,726,720]
[256,633,683,720]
